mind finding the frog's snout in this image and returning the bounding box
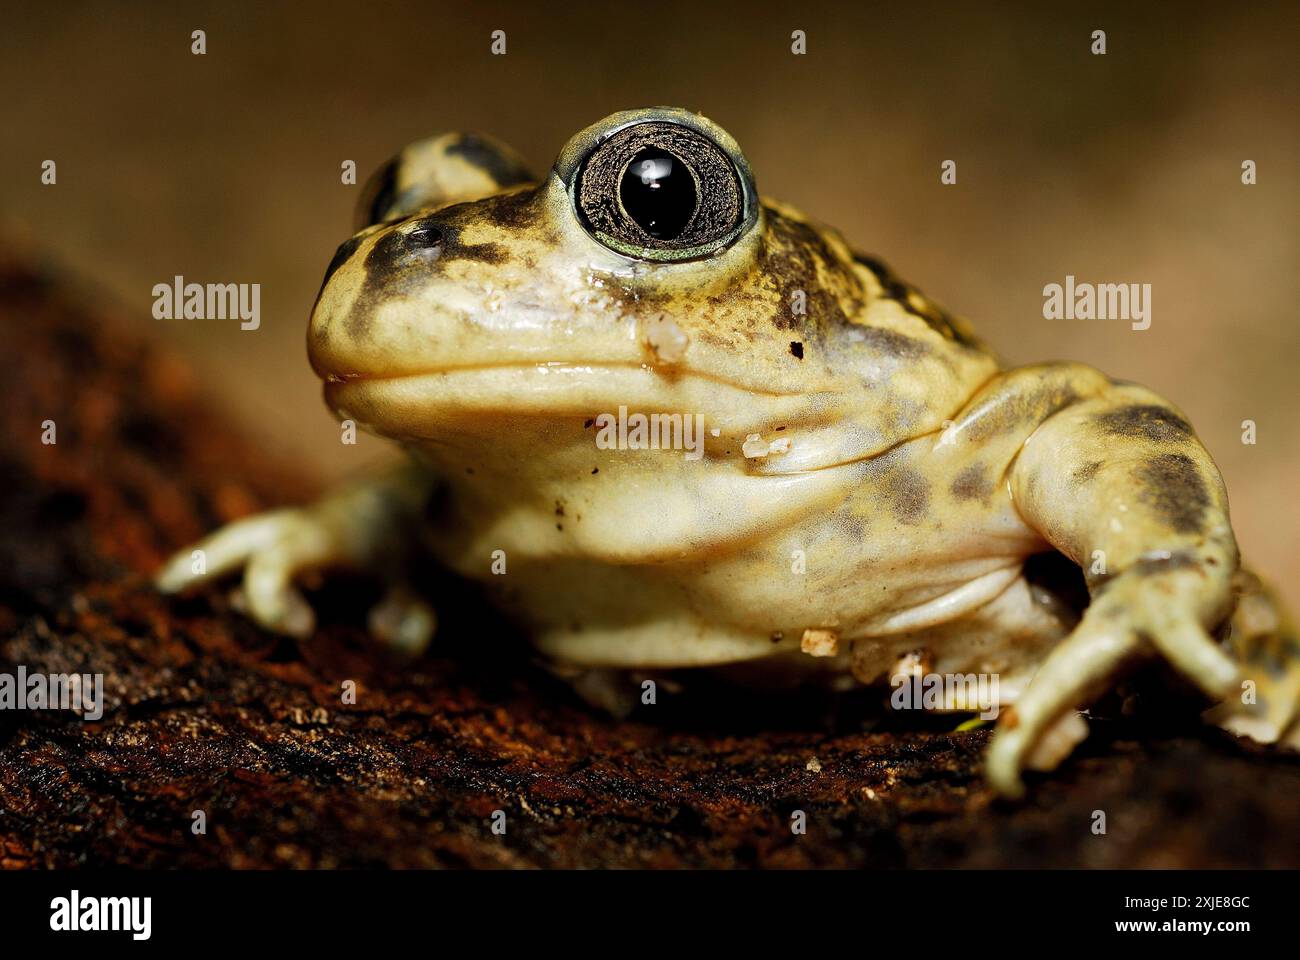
[308,213,457,383]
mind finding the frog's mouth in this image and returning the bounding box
[322,361,937,478]
[322,361,818,440]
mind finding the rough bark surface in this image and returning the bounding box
[1,250,1297,869]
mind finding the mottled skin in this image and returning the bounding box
[158,108,1298,797]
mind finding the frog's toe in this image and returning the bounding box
[1023,710,1091,773]
[367,585,437,656]
[155,509,299,594]
[158,508,344,638]
[987,614,1142,798]
[1143,611,1239,701]
[243,520,336,637]
[1205,572,1300,747]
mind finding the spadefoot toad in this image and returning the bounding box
[158,107,1299,797]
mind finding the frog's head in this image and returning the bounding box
[310,108,992,488]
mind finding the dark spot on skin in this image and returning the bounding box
[854,254,905,298]
[316,234,366,302]
[555,501,566,517]
[963,379,1080,442]
[1128,551,1200,577]
[862,447,931,525]
[1090,550,1204,594]
[477,189,543,232]
[853,252,978,347]
[888,468,931,525]
[832,510,867,543]
[591,467,599,474]
[950,463,992,502]
[1095,404,1194,444]
[1136,453,1211,534]
[860,328,929,360]
[445,133,534,189]
[457,241,508,264]
[789,341,804,359]
[771,632,784,643]
[757,207,858,334]
[339,222,445,339]
[1072,460,1104,485]
[341,212,518,338]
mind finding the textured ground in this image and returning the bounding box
[1,248,1297,869]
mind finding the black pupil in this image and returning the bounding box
[619,147,696,240]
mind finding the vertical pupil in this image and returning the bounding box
[619,147,696,240]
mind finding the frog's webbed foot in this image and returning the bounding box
[1204,570,1300,748]
[364,583,438,657]
[156,473,437,655]
[986,560,1238,798]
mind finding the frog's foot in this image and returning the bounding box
[366,584,438,657]
[156,506,435,655]
[1204,570,1300,747]
[986,560,1239,798]
[562,667,641,718]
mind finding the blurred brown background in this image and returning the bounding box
[2,1,1296,606]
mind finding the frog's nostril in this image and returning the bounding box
[406,224,444,248]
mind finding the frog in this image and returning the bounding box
[157,107,1299,798]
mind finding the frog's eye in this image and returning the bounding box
[574,121,748,262]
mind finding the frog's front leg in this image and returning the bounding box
[984,367,1241,797]
[156,462,438,655]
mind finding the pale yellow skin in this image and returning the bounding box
[159,108,1295,797]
